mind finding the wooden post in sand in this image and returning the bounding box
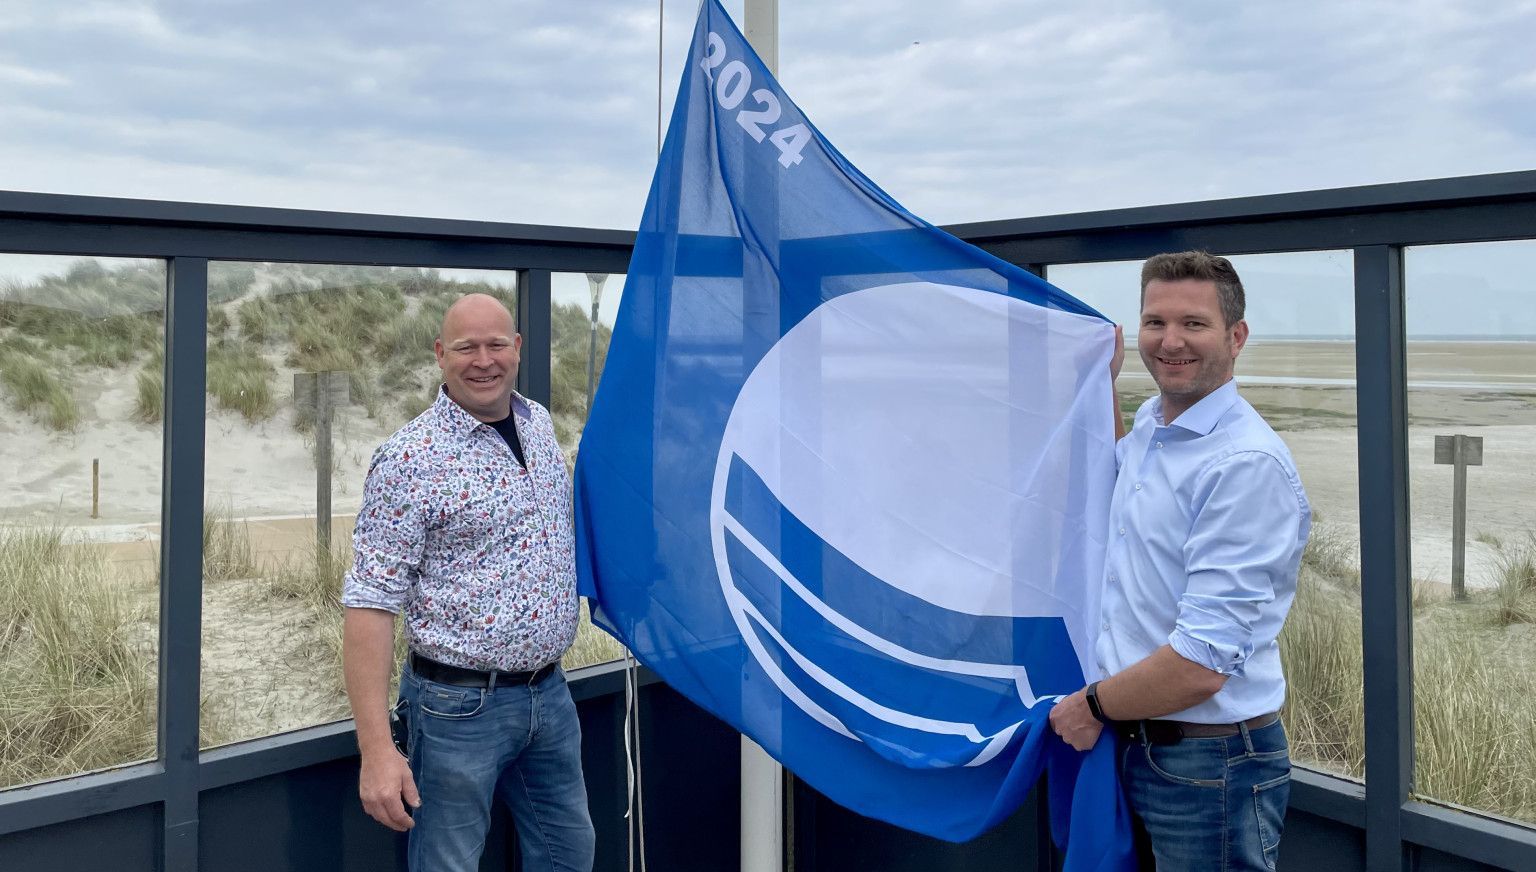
[92,458,99,519]
[295,372,351,557]
[1434,434,1483,602]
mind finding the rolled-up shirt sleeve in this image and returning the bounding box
[1170,450,1304,677]
[341,447,426,613]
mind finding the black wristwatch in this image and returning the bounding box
[1084,681,1113,724]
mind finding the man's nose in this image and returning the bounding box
[472,347,494,368]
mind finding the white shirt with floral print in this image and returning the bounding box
[342,386,579,672]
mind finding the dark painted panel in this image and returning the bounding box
[798,778,1050,872]
[1402,803,1536,871]
[578,687,629,871]
[189,674,698,872]
[0,804,159,872]
[200,758,402,872]
[1279,808,1365,871]
[634,683,740,871]
[1413,846,1506,872]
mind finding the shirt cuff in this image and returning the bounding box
[1168,627,1252,678]
[340,574,406,614]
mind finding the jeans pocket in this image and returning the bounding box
[416,681,487,719]
[1142,740,1226,788]
[1253,771,1291,871]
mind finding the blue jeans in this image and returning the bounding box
[1120,718,1290,872]
[400,663,595,872]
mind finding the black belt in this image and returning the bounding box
[1116,712,1279,746]
[409,652,558,689]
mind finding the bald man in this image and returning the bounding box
[342,294,594,871]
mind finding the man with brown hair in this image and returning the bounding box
[1050,252,1311,870]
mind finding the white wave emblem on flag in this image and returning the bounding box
[708,282,1113,769]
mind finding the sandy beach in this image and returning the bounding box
[4,337,1534,752]
[1124,340,1536,589]
[6,339,1534,585]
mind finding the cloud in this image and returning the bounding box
[0,62,65,86]
[0,0,1532,231]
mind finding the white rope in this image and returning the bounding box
[624,649,648,872]
[623,649,643,872]
[625,4,664,866]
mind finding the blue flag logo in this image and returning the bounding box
[577,2,1134,865]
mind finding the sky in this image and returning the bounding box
[2,0,1536,334]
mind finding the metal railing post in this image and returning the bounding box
[160,256,209,872]
[1354,244,1412,872]
[517,269,554,407]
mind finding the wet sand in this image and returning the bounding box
[1125,340,1536,590]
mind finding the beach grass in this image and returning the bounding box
[204,506,258,581]
[215,271,515,432]
[1281,524,1536,824]
[207,306,231,339]
[1413,597,1536,822]
[0,527,154,789]
[0,260,163,371]
[206,341,276,423]
[0,350,80,431]
[564,600,628,671]
[2,509,1534,823]
[1280,557,1366,775]
[1488,532,1536,626]
[134,366,163,424]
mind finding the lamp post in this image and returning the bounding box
[585,272,608,413]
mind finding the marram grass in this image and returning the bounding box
[3,512,1532,824]
[1281,524,1536,825]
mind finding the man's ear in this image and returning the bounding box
[1230,319,1249,357]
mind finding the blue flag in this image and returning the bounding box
[576,2,1133,866]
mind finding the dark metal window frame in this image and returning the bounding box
[2,172,1535,871]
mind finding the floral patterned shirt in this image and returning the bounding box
[341,386,579,671]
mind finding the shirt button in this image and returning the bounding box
[1134,483,1142,491]
[1108,575,1116,583]
[1155,441,1163,448]
[1119,527,1126,536]
[1101,622,1110,631]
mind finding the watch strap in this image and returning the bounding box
[1085,680,1112,724]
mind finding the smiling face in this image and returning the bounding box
[1138,278,1248,423]
[434,294,522,422]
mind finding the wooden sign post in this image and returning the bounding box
[294,371,351,557]
[1434,434,1483,602]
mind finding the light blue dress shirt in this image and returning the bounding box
[1094,379,1311,724]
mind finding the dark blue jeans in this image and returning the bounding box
[1121,717,1290,871]
[400,663,595,872]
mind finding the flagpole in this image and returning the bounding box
[740,4,786,871]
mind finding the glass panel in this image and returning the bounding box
[1406,241,1536,827]
[550,271,627,669]
[0,254,165,789]
[1049,252,1364,781]
[199,263,517,748]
